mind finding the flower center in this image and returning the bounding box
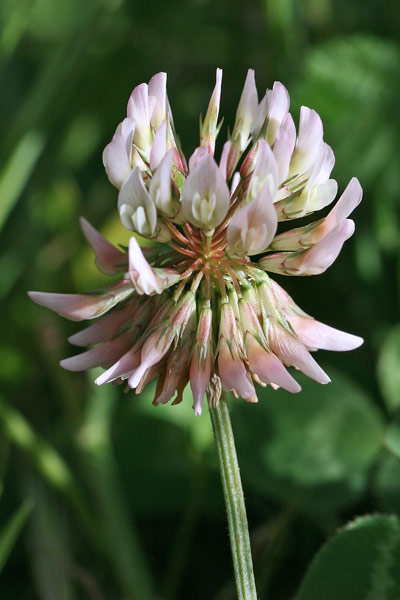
[160,219,250,301]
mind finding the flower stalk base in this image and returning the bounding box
[209,393,258,600]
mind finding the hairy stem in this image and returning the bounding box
[209,393,258,600]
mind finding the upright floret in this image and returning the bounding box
[181,154,230,230]
[200,68,223,155]
[29,69,363,415]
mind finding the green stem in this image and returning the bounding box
[209,393,258,600]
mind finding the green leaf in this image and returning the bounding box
[0,499,33,573]
[384,423,400,462]
[232,368,383,513]
[373,452,400,516]
[295,34,400,267]
[296,515,400,600]
[377,325,400,411]
[0,131,44,231]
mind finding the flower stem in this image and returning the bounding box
[209,393,258,600]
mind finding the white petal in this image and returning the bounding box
[128,236,162,294]
[307,179,338,213]
[127,83,154,151]
[248,140,279,199]
[148,72,167,130]
[118,168,157,236]
[219,141,231,180]
[200,68,222,154]
[227,183,277,256]
[149,120,167,171]
[149,149,175,216]
[182,154,230,229]
[290,107,323,176]
[273,120,295,183]
[102,118,135,189]
[232,69,259,150]
[328,177,363,224]
[128,236,180,295]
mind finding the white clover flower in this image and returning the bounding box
[30,69,363,416]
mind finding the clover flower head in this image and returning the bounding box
[29,69,363,415]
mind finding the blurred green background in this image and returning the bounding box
[1,0,400,598]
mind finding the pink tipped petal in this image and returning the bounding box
[149,120,167,171]
[270,177,359,252]
[288,314,364,351]
[298,219,355,275]
[68,301,142,347]
[148,72,167,130]
[328,177,363,224]
[227,182,277,256]
[128,236,159,291]
[95,346,141,385]
[188,146,209,172]
[126,292,195,389]
[128,329,174,390]
[270,327,331,385]
[28,284,134,321]
[182,154,230,229]
[189,353,211,415]
[190,307,213,414]
[129,237,180,294]
[218,342,256,400]
[80,217,127,275]
[246,335,301,393]
[154,315,195,406]
[60,332,134,372]
[260,219,355,275]
[102,118,135,189]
